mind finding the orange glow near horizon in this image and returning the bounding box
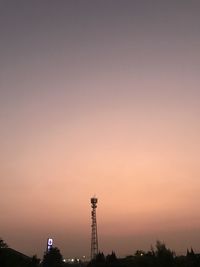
[1,0,200,259]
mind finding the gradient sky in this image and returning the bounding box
[1,0,200,259]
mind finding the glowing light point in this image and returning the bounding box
[47,238,53,252]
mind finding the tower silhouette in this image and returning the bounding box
[90,197,98,260]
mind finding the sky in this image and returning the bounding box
[0,0,200,259]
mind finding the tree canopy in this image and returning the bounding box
[0,238,8,248]
[42,247,63,267]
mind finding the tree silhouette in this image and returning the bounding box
[0,238,8,248]
[42,247,63,267]
[95,252,105,263]
[30,255,40,267]
[106,251,117,262]
[154,241,175,267]
[134,250,146,257]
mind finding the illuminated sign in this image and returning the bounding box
[48,238,53,246]
[47,238,53,251]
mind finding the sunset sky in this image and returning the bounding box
[1,0,200,259]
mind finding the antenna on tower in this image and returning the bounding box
[90,196,98,260]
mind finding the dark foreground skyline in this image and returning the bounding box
[1,0,200,258]
[1,238,200,267]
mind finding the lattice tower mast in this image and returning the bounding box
[91,197,98,260]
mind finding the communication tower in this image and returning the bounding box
[90,197,98,260]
